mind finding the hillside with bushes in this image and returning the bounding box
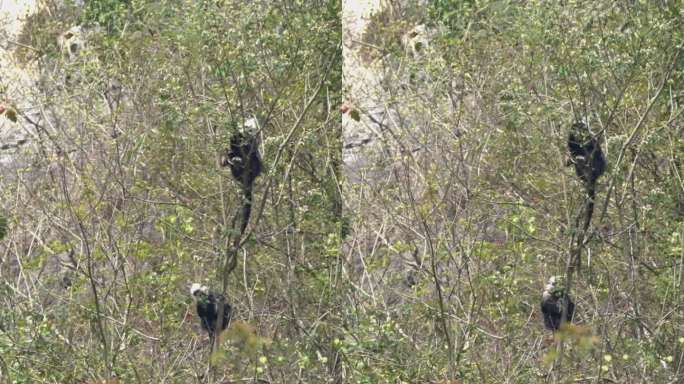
[0,1,682,383]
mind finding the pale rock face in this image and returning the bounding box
[0,0,40,97]
[342,1,443,302]
[342,2,436,164]
[0,0,39,170]
[0,0,38,37]
[342,0,389,177]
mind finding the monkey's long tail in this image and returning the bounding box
[583,182,596,233]
[239,183,253,236]
[574,181,596,270]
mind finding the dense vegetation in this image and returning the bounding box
[345,1,683,382]
[0,0,682,383]
[2,0,341,382]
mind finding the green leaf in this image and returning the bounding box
[349,109,361,122]
[0,215,7,240]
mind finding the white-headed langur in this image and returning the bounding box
[567,121,607,270]
[541,276,575,331]
[190,283,232,338]
[221,118,263,234]
[567,121,606,200]
[223,131,262,188]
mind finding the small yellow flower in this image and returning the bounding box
[665,356,674,363]
[603,354,612,363]
[601,365,609,372]
[622,354,629,360]
[258,356,267,365]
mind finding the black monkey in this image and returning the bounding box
[223,131,262,187]
[567,121,606,188]
[540,276,575,331]
[567,121,607,269]
[221,121,263,234]
[190,283,232,338]
[568,121,606,214]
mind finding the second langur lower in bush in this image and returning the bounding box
[190,283,232,338]
[540,276,575,331]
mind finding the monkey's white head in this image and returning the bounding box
[190,283,209,297]
[542,276,559,301]
[545,276,557,289]
[543,276,568,301]
[243,117,259,135]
